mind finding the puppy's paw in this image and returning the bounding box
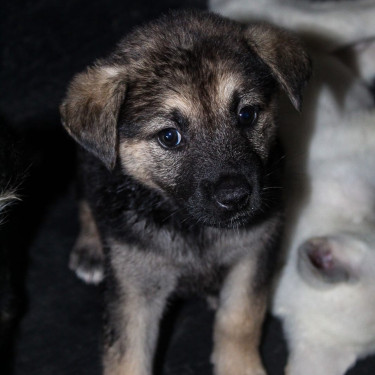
[211,343,267,375]
[211,354,266,375]
[69,242,104,285]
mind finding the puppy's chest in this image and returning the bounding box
[106,213,266,293]
[116,214,254,263]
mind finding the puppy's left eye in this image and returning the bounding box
[157,128,182,149]
[238,106,258,127]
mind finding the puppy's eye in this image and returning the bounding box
[157,128,182,149]
[238,106,258,127]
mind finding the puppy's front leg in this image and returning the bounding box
[69,200,104,284]
[212,257,267,375]
[103,247,176,375]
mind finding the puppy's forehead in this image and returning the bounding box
[127,48,269,125]
[162,70,250,117]
[116,13,275,129]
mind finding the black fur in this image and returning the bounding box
[0,123,24,369]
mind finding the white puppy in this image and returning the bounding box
[273,45,375,375]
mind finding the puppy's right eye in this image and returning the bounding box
[157,128,182,149]
[238,106,258,128]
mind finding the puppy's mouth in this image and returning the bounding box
[199,207,259,229]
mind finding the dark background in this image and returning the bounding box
[0,0,375,374]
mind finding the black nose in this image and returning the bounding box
[212,175,251,210]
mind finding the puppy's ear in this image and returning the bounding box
[60,65,126,170]
[245,24,312,111]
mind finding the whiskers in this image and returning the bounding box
[262,186,283,191]
[265,154,286,179]
[0,190,20,224]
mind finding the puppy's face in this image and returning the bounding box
[119,44,278,227]
[61,11,311,228]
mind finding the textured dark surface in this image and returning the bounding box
[1,0,375,374]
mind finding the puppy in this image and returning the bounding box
[60,11,310,375]
[272,45,375,375]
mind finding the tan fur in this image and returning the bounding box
[75,200,102,245]
[212,257,267,375]
[119,140,161,191]
[163,94,196,117]
[119,139,180,192]
[104,240,177,375]
[161,72,245,126]
[216,73,243,107]
[104,301,151,375]
[60,65,127,169]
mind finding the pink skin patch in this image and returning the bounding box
[308,248,335,271]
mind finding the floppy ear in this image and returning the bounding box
[60,65,126,170]
[244,24,312,111]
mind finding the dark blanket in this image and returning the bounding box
[1,1,374,374]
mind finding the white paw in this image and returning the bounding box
[69,245,104,285]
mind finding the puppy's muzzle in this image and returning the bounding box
[211,175,251,211]
[202,174,253,214]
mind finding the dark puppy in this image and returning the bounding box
[60,10,310,375]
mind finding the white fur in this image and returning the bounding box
[210,0,375,50]
[273,53,375,373]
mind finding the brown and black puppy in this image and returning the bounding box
[60,10,310,375]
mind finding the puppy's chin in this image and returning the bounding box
[185,201,262,229]
[201,212,256,229]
